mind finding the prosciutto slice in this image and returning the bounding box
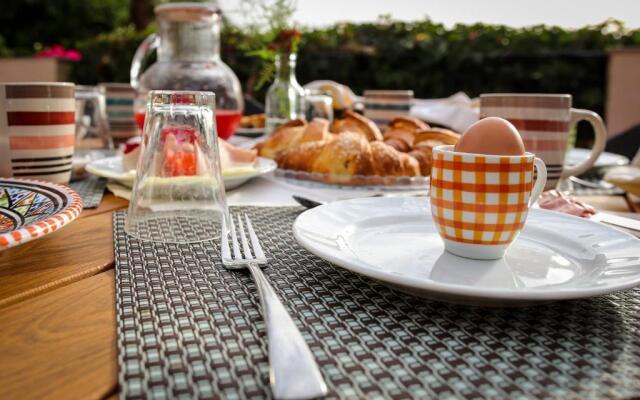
[121,136,257,172]
[218,138,257,169]
[538,190,596,217]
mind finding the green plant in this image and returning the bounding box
[238,0,300,89]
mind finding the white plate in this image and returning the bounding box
[565,148,629,169]
[293,197,640,305]
[85,156,276,190]
[235,127,265,138]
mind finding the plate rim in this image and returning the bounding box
[86,156,277,186]
[566,148,629,168]
[293,196,640,301]
[0,177,83,250]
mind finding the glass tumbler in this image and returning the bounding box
[125,90,230,243]
[75,85,112,151]
[304,89,333,123]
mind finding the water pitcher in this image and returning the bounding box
[130,2,243,139]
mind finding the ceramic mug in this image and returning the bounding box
[99,83,137,145]
[480,93,606,190]
[0,82,76,184]
[363,89,414,129]
[430,145,547,260]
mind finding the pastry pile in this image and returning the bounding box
[256,111,460,179]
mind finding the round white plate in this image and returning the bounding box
[565,148,629,169]
[85,156,276,190]
[235,127,265,138]
[293,197,640,305]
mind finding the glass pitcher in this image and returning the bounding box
[130,2,243,140]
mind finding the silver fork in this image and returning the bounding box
[221,214,328,400]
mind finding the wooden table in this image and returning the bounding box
[0,193,637,399]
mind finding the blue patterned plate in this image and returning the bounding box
[0,178,83,250]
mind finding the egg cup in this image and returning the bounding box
[430,145,547,260]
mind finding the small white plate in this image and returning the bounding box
[293,197,640,305]
[566,148,629,169]
[86,156,276,190]
[235,127,265,138]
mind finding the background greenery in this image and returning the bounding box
[1,0,639,135]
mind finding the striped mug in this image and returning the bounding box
[99,83,137,145]
[0,82,75,184]
[430,145,547,260]
[480,94,606,190]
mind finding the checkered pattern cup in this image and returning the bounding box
[430,145,547,259]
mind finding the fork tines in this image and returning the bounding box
[221,213,267,264]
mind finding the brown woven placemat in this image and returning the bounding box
[113,208,640,399]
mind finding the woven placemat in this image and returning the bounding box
[69,177,107,208]
[114,208,640,399]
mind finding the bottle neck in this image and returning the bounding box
[157,16,221,62]
[275,53,298,82]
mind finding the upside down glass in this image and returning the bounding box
[125,90,230,243]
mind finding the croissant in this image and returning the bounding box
[413,128,460,148]
[409,128,461,175]
[382,116,431,151]
[370,141,420,176]
[276,140,327,171]
[409,147,434,176]
[277,132,421,179]
[256,118,331,159]
[383,137,411,153]
[388,116,430,131]
[331,110,383,142]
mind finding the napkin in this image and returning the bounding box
[410,92,479,133]
[304,80,479,133]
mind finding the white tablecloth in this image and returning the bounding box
[225,173,426,207]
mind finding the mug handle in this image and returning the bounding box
[529,157,547,207]
[561,108,607,178]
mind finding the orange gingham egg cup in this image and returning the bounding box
[430,145,547,260]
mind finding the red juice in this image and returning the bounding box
[215,110,242,140]
[134,111,146,130]
[133,109,242,140]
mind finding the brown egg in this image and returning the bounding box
[454,117,525,156]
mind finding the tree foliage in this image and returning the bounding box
[0,0,638,125]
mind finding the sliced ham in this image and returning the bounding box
[538,190,596,217]
[218,138,257,169]
[120,136,257,172]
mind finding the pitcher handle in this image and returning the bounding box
[130,33,160,90]
[529,157,547,207]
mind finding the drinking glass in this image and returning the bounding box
[305,89,333,122]
[75,85,112,151]
[125,90,230,243]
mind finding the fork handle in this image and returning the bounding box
[248,263,328,400]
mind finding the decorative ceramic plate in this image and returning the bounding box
[0,178,83,250]
[565,148,629,169]
[85,156,277,190]
[293,197,640,305]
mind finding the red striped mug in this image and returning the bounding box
[480,94,606,190]
[0,82,75,184]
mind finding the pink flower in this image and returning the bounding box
[36,44,82,61]
[63,49,82,61]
